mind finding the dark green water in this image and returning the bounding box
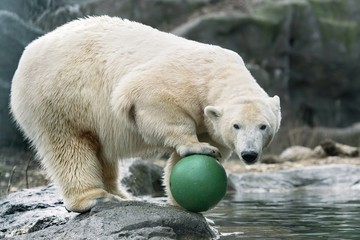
[205,188,360,239]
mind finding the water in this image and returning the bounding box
[205,188,360,239]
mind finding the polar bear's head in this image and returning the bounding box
[204,96,281,164]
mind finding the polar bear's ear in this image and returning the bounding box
[270,95,281,132]
[204,106,222,120]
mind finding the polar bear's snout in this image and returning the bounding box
[240,150,259,164]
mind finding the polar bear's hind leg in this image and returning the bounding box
[42,131,125,213]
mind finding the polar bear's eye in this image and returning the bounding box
[233,124,240,130]
[260,125,267,130]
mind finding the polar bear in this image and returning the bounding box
[10,16,281,213]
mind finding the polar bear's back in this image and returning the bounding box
[13,16,232,97]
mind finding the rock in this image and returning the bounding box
[121,159,165,197]
[266,139,358,163]
[287,122,360,148]
[228,164,360,192]
[0,0,82,32]
[279,145,326,162]
[76,0,211,31]
[1,160,217,239]
[0,185,76,238]
[0,185,217,239]
[285,0,360,127]
[0,11,43,149]
[7,0,212,32]
[13,201,217,240]
[320,139,359,157]
[260,154,282,164]
[254,0,360,127]
[0,0,53,22]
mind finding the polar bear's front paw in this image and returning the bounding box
[176,143,222,159]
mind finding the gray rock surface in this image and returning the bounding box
[287,122,360,148]
[0,185,75,238]
[14,201,216,240]
[0,185,217,239]
[229,164,360,192]
[121,159,165,197]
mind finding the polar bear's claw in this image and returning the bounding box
[177,143,222,159]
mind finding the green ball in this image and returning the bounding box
[170,154,227,212]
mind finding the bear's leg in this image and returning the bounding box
[163,152,182,206]
[43,134,124,213]
[135,104,222,159]
[100,159,130,199]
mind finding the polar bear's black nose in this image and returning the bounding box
[241,151,258,164]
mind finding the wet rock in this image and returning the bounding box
[228,164,360,192]
[9,200,216,240]
[0,161,217,239]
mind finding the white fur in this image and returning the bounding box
[10,16,281,212]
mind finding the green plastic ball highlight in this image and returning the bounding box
[170,154,227,212]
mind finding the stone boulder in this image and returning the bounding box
[228,164,360,192]
[121,159,165,197]
[0,185,75,238]
[0,185,217,239]
[287,122,360,148]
